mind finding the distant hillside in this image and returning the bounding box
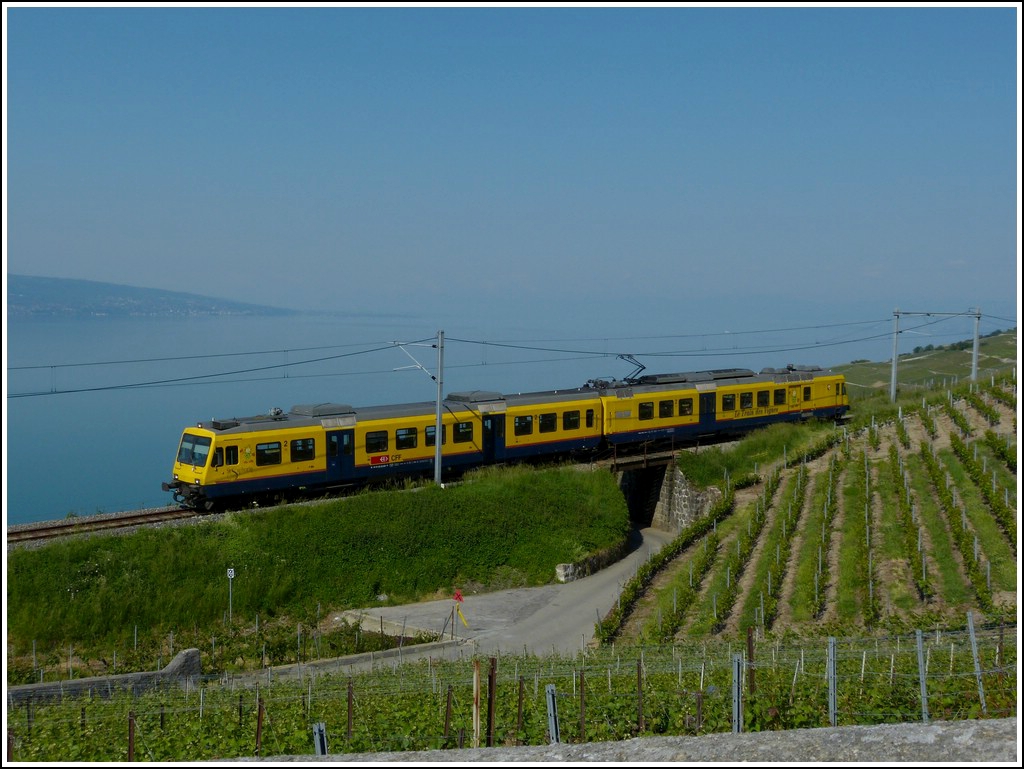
[5,275,297,319]
[833,328,1018,391]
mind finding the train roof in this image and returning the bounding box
[191,365,839,433]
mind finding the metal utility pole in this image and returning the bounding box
[889,308,981,402]
[434,330,444,486]
[971,307,980,383]
[394,330,446,487]
[890,309,900,403]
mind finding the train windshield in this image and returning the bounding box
[177,433,212,466]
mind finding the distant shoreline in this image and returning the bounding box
[7,273,298,320]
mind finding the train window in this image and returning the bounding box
[177,433,212,466]
[563,410,580,430]
[639,402,654,420]
[539,413,557,433]
[757,391,770,408]
[774,388,786,406]
[514,415,533,436]
[256,442,282,466]
[425,425,447,446]
[659,400,674,418]
[396,428,417,450]
[841,383,847,395]
[366,431,388,454]
[722,394,736,411]
[212,446,239,468]
[586,409,595,428]
[803,386,811,401]
[454,422,474,443]
[290,438,315,462]
[740,392,753,410]
[329,435,339,457]
[679,398,693,416]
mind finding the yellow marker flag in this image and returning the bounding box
[457,604,469,627]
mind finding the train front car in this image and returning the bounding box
[163,407,339,511]
[163,426,218,509]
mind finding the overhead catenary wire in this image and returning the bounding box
[5,313,1014,399]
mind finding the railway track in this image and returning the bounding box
[7,506,203,546]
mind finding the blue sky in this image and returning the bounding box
[4,4,1020,346]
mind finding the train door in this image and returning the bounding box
[698,392,717,433]
[326,429,355,482]
[482,415,505,463]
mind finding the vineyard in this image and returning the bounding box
[4,624,1015,761]
[6,372,1018,761]
[604,380,1018,646]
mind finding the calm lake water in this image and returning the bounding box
[4,313,640,525]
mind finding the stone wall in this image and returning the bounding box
[6,648,203,706]
[650,465,723,533]
[556,537,633,583]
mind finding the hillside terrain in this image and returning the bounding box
[615,395,1016,646]
[6,274,296,318]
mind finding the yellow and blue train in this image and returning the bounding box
[163,364,849,510]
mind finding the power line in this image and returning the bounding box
[6,343,403,398]
[6,315,1015,399]
[6,340,425,372]
[8,314,1010,374]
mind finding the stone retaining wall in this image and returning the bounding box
[6,648,203,706]
[650,465,723,533]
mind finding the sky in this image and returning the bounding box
[3,3,1021,344]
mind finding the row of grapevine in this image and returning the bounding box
[742,463,809,633]
[919,445,994,613]
[982,430,1016,473]
[949,433,1017,549]
[691,468,781,636]
[7,622,1015,762]
[886,444,932,600]
[840,449,879,626]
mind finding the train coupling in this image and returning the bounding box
[162,480,190,506]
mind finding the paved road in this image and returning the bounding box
[335,525,674,662]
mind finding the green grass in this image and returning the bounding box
[6,464,629,678]
[680,420,837,488]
